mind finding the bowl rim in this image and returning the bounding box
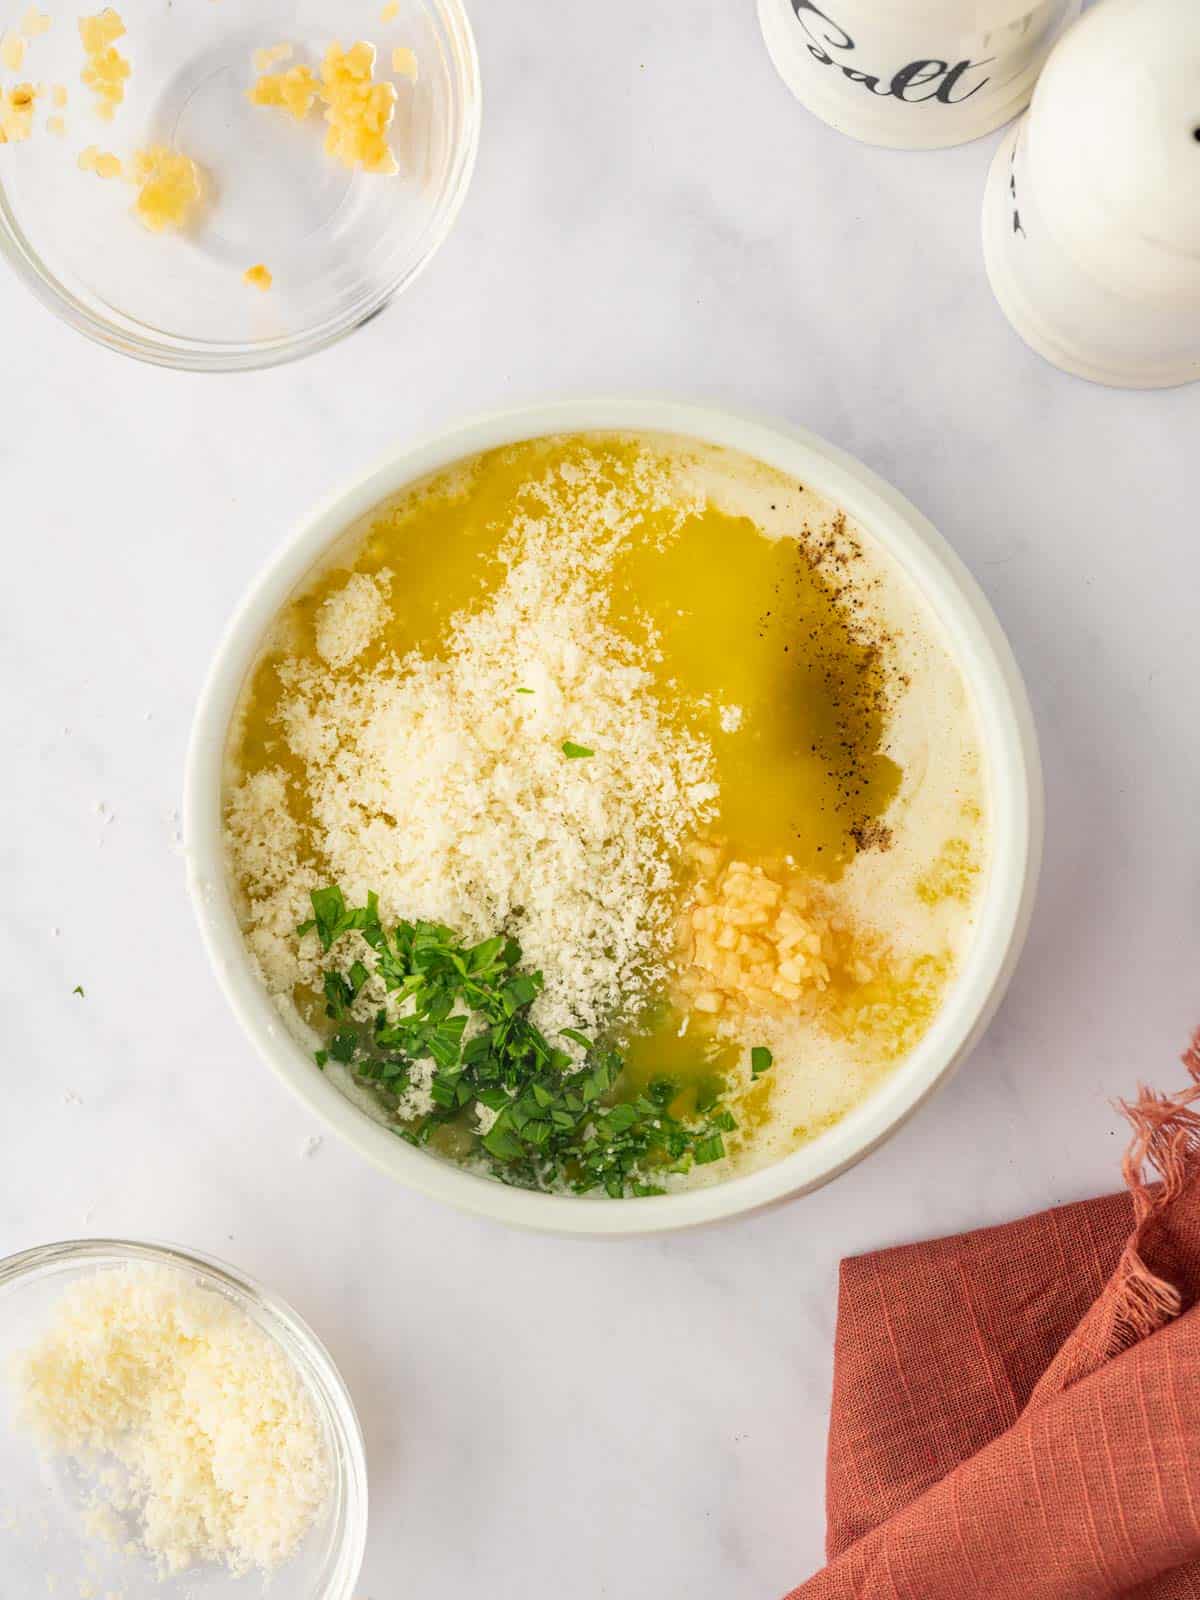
[183,395,1044,1235]
[0,1235,368,1597]
[0,0,481,373]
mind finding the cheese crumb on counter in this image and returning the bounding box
[79,10,129,122]
[13,1264,330,1578]
[22,7,52,37]
[381,1,400,19]
[243,262,273,292]
[391,46,418,81]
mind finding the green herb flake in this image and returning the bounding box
[693,1132,726,1166]
[328,1028,358,1065]
[71,984,85,998]
[516,687,535,695]
[751,1045,774,1079]
[561,741,594,760]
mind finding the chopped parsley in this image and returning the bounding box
[561,741,594,759]
[296,884,382,954]
[72,984,85,998]
[516,687,535,695]
[751,1045,773,1078]
[297,886,739,1198]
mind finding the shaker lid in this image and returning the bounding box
[1029,0,1200,298]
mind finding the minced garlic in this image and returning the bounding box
[250,39,399,175]
[679,848,836,1017]
[78,143,121,177]
[676,840,949,1062]
[243,262,273,291]
[248,62,319,120]
[79,9,129,121]
[320,41,398,173]
[130,144,202,231]
[0,82,38,143]
[252,41,292,74]
[1,29,27,71]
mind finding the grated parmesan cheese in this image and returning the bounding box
[314,568,392,667]
[228,461,719,1043]
[13,1265,329,1578]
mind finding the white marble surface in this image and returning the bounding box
[2,2,1198,1596]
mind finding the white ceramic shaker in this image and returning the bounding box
[982,0,1200,388]
[758,0,1082,149]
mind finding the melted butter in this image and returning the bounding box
[618,1008,740,1119]
[610,500,901,876]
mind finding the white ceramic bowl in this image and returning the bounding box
[184,398,1042,1235]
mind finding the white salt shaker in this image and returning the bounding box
[983,0,1200,388]
[758,0,1081,149]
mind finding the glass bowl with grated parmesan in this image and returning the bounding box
[0,0,479,369]
[0,1238,368,1598]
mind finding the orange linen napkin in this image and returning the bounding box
[787,1033,1200,1600]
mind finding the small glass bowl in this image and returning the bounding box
[0,0,480,369]
[0,1238,368,1599]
